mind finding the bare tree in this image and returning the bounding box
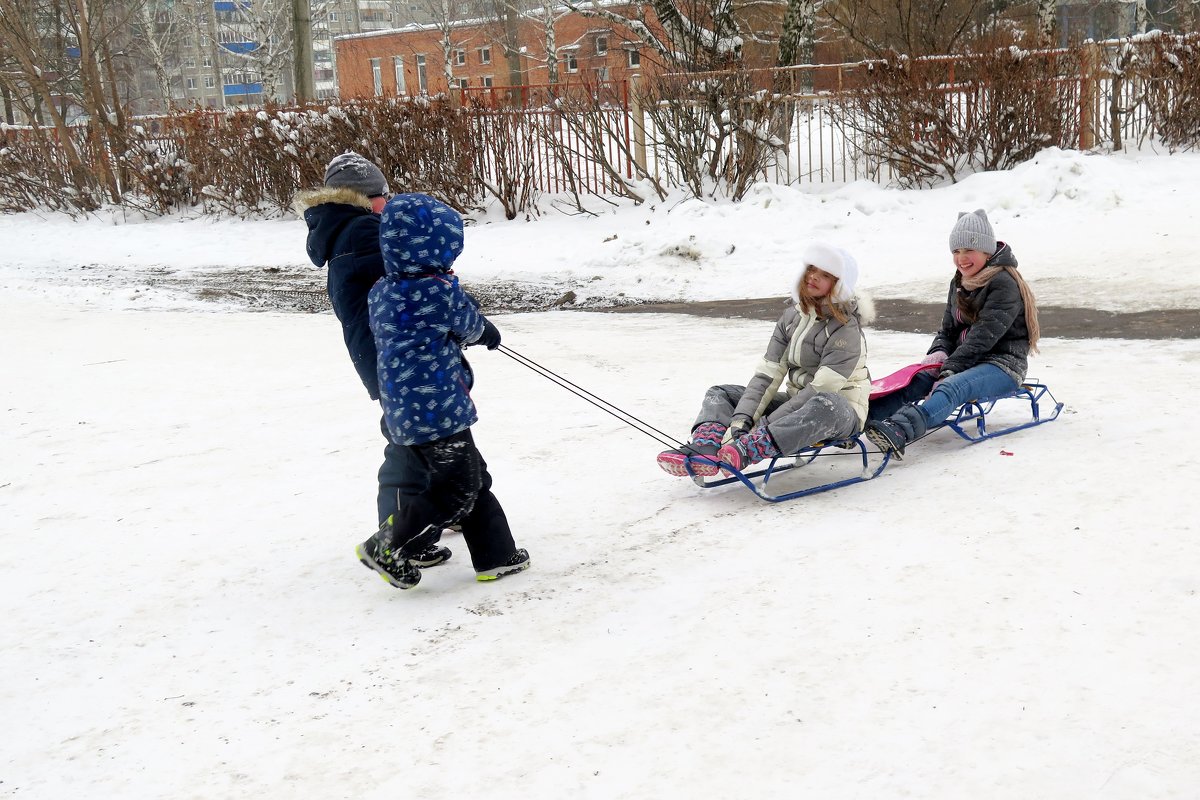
[219,0,295,99]
[415,0,474,89]
[1035,0,1058,44]
[821,0,993,57]
[559,0,738,71]
[128,0,189,111]
[0,0,128,206]
[177,0,295,101]
[777,0,823,66]
[472,0,573,85]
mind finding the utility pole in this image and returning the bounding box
[293,0,315,100]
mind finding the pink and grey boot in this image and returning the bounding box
[656,422,726,477]
[716,423,781,474]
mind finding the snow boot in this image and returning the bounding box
[656,421,726,477]
[716,422,780,473]
[475,548,531,582]
[865,404,927,461]
[356,518,446,589]
[865,419,908,460]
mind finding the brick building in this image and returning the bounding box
[334,7,668,100]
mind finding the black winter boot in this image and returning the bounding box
[475,548,531,582]
[356,518,446,589]
[866,404,928,461]
[865,418,909,459]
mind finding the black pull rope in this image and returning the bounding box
[495,344,686,450]
[491,344,898,460]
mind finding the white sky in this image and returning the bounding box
[2,146,1199,798]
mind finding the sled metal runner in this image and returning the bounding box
[686,382,1063,503]
[940,381,1063,443]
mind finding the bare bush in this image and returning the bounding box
[539,81,669,208]
[638,69,789,200]
[467,104,540,220]
[833,46,1080,186]
[0,96,481,216]
[0,127,102,213]
[1120,32,1200,151]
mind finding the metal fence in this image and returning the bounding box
[0,37,1190,212]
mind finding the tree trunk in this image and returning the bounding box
[1,84,13,125]
[293,0,316,100]
[73,0,122,203]
[139,2,175,111]
[1036,0,1057,46]
[504,5,522,87]
[544,8,558,85]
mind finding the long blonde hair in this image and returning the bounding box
[798,270,850,324]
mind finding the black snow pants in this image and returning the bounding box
[388,428,517,572]
[866,371,937,422]
[376,416,429,526]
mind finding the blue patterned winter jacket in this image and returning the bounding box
[368,193,488,446]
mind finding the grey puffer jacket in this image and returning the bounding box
[929,242,1029,384]
[733,298,871,429]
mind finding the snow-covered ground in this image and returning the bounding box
[3,147,1200,313]
[2,147,1199,798]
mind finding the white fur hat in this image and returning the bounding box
[793,242,858,304]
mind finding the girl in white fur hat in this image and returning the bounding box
[657,242,872,477]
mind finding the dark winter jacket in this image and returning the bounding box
[369,193,488,446]
[930,242,1029,383]
[295,187,385,399]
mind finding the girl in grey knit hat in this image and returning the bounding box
[865,209,1040,460]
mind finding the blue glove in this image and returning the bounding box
[476,319,501,350]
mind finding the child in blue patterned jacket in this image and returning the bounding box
[355,193,530,590]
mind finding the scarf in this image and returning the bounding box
[961,265,1040,354]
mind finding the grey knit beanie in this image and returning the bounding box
[323,151,389,196]
[948,209,996,254]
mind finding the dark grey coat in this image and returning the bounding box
[930,243,1029,383]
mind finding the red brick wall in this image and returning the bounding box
[335,7,670,99]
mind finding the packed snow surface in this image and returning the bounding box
[2,147,1199,798]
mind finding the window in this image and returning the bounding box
[370,58,382,95]
[479,46,491,65]
[596,36,608,55]
[393,56,406,94]
[454,49,466,66]
[416,54,428,93]
[456,77,468,89]
[202,55,212,67]
[594,66,610,81]
[204,76,215,88]
[482,75,493,88]
[566,52,578,73]
[186,77,197,90]
[329,11,338,21]
[627,49,641,67]
[184,57,196,68]
[223,71,258,86]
